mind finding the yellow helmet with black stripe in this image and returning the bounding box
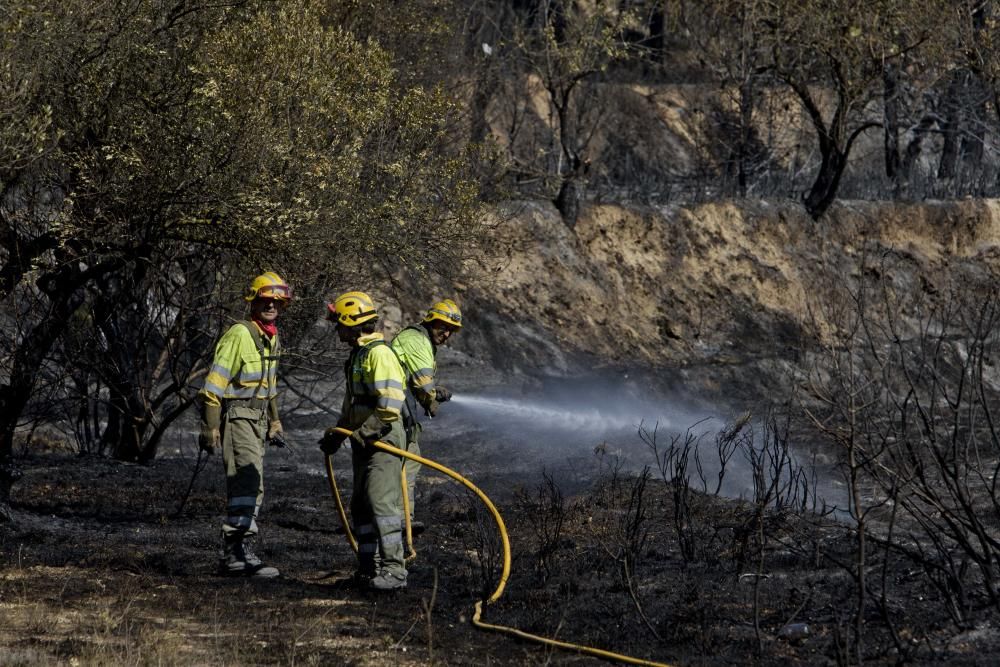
[328,291,379,326]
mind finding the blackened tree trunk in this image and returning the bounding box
[788,80,880,220]
[736,76,755,198]
[0,266,87,517]
[960,78,987,187]
[958,2,988,190]
[92,276,147,463]
[465,1,501,148]
[100,400,124,458]
[803,145,849,221]
[470,60,498,147]
[938,71,965,180]
[645,4,666,58]
[902,114,938,183]
[555,166,584,230]
[883,63,902,193]
[550,77,590,229]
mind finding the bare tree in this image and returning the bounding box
[494,0,635,227]
[671,0,773,197]
[805,247,1000,658]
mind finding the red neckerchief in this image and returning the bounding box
[253,318,277,339]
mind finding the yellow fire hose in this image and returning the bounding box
[323,454,357,553]
[323,426,673,666]
[324,451,419,561]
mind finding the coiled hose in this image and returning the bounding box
[323,426,673,666]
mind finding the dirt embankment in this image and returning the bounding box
[451,198,1000,403]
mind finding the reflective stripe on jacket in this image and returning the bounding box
[390,325,437,407]
[341,332,406,429]
[199,322,280,408]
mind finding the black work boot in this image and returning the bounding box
[369,570,407,591]
[350,570,374,588]
[351,552,377,588]
[219,535,280,578]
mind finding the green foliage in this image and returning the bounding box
[0,0,488,460]
[762,0,949,100]
[328,0,466,87]
[1,0,486,285]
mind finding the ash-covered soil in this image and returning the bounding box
[2,354,998,666]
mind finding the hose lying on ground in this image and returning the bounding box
[323,426,673,666]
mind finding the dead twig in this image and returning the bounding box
[173,443,211,518]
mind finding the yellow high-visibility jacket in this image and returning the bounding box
[199,321,280,408]
[339,332,406,440]
[390,325,438,411]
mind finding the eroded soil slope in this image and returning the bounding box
[457,198,1000,398]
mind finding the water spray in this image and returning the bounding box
[450,391,845,515]
[449,393,674,435]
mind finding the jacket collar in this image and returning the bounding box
[356,331,385,347]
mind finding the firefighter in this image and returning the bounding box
[197,272,291,578]
[390,299,462,531]
[319,291,409,591]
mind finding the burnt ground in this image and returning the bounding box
[2,354,1000,666]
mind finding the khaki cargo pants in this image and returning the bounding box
[221,403,268,538]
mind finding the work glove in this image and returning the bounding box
[352,421,391,448]
[423,398,440,418]
[199,402,221,455]
[435,386,452,403]
[199,426,220,455]
[267,420,287,448]
[319,427,347,455]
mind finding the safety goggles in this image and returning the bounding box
[429,308,461,323]
[257,284,292,301]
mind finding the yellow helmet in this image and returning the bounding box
[245,272,292,302]
[423,299,462,329]
[328,291,379,326]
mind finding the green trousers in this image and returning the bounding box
[350,421,406,578]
